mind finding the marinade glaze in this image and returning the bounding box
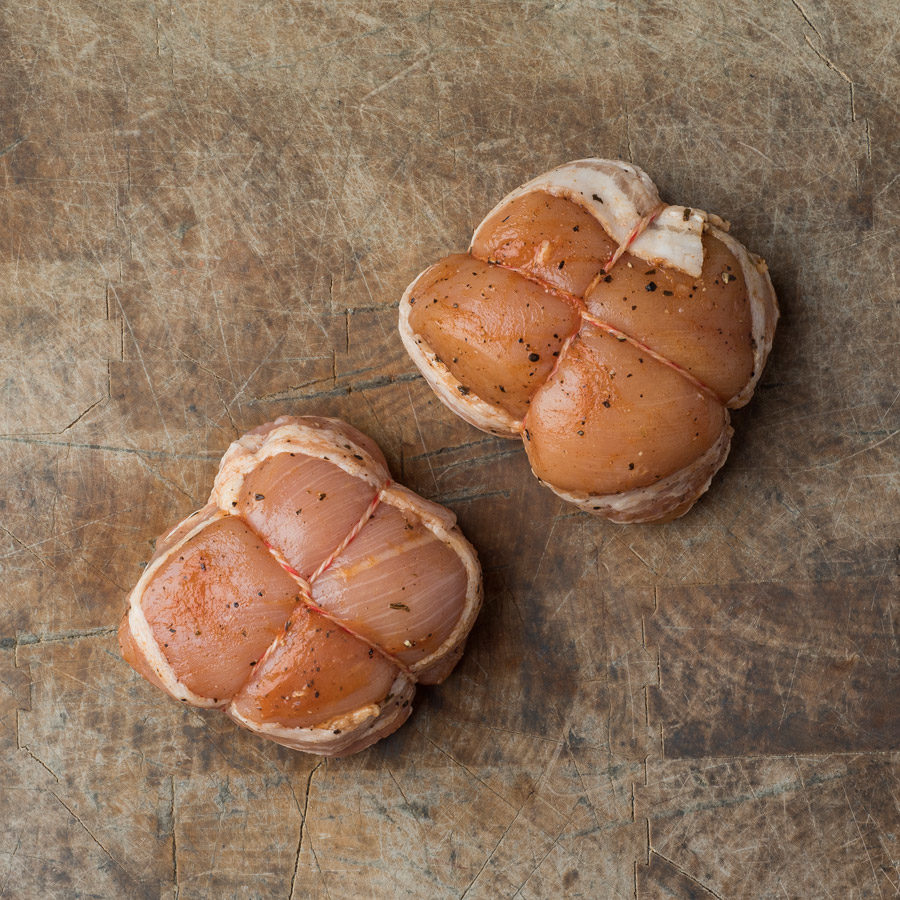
[119,417,482,756]
[399,160,779,522]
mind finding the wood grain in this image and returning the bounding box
[0,1,897,897]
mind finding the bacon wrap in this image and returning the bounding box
[119,416,482,756]
[399,159,779,523]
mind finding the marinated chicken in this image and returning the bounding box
[119,417,482,756]
[399,159,778,522]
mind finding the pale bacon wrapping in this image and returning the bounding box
[119,416,482,756]
[399,159,779,523]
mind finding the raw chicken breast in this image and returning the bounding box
[230,603,401,729]
[582,235,754,403]
[523,322,726,495]
[237,452,378,579]
[471,189,617,297]
[119,417,482,756]
[407,254,580,419]
[138,513,302,702]
[399,159,778,522]
[311,502,468,675]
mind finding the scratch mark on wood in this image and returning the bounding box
[777,647,803,730]
[569,748,603,833]
[800,430,897,470]
[459,790,534,899]
[169,776,179,900]
[104,279,175,451]
[788,0,823,42]
[427,446,521,477]
[408,437,499,461]
[288,760,324,900]
[131,454,198,504]
[615,0,635,162]
[437,488,510,505]
[803,35,856,121]
[0,435,217,461]
[647,850,724,898]
[509,802,578,899]
[841,779,884,898]
[736,140,779,167]
[357,53,430,105]
[20,747,60,783]
[403,383,439,491]
[0,520,56,571]
[51,792,126,874]
[0,837,22,899]
[415,730,515,810]
[0,137,25,159]
[624,541,657,575]
[528,513,560,594]
[57,397,106,435]
[4,626,117,651]
[654,769,847,821]
[251,375,335,405]
[253,371,421,404]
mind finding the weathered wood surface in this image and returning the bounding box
[1,2,897,897]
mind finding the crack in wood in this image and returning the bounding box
[788,0,823,42]
[803,34,856,122]
[252,371,421,404]
[646,849,724,898]
[50,792,126,875]
[20,747,60,783]
[288,760,325,900]
[415,729,516,811]
[0,136,25,158]
[3,626,117,651]
[407,437,499,461]
[169,776,179,900]
[459,790,535,899]
[0,435,218,461]
[435,487,510,505]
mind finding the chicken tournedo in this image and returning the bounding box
[119,417,482,756]
[400,159,779,522]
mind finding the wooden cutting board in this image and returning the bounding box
[1,2,897,897]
